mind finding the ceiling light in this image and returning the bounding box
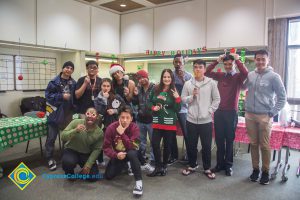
[120,3,126,7]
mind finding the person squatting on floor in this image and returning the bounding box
[103,105,143,196]
[61,107,103,182]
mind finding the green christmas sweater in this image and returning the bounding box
[148,90,181,130]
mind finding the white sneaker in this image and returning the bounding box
[141,163,155,172]
[48,159,57,171]
[133,185,143,196]
[96,160,106,167]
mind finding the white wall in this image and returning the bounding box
[121,9,154,54]
[273,0,300,18]
[0,0,36,44]
[206,0,266,48]
[121,0,300,53]
[37,0,90,51]
[154,0,206,51]
[91,7,120,53]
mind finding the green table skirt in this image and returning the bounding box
[0,116,48,152]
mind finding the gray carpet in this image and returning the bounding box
[0,138,299,200]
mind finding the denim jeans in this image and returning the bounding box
[137,121,154,162]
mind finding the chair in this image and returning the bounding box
[24,112,44,156]
[24,112,62,156]
[0,109,7,118]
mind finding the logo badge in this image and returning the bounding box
[8,162,36,190]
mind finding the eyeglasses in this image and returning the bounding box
[86,112,97,118]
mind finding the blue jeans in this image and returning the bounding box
[137,121,154,162]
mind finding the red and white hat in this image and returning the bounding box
[109,63,125,76]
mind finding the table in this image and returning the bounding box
[234,122,300,181]
[0,116,48,178]
[0,116,47,152]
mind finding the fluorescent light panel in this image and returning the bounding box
[85,57,116,63]
[0,42,75,52]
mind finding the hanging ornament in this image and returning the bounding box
[41,59,48,65]
[217,68,222,72]
[41,40,48,65]
[230,48,237,54]
[95,52,100,63]
[240,48,246,63]
[18,74,23,80]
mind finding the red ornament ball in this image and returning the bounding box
[18,74,23,80]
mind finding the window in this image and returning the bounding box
[286,18,300,102]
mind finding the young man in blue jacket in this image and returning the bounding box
[45,61,76,171]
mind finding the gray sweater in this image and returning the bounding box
[181,76,220,124]
[244,66,286,116]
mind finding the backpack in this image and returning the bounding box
[20,96,46,115]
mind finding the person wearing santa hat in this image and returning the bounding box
[109,63,135,105]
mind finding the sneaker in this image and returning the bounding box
[260,171,270,185]
[141,163,155,172]
[249,169,260,182]
[225,168,233,176]
[133,185,143,196]
[48,159,57,171]
[167,158,178,166]
[96,160,106,168]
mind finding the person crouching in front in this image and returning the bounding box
[61,107,103,182]
[103,105,143,197]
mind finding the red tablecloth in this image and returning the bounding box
[176,121,300,151]
[235,123,300,150]
[282,127,300,150]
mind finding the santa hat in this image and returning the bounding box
[109,63,125,76]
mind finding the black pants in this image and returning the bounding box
[169,113,188,160]
[62,148,100,182]
[105,150,142,181]
[214,110,238,169]
[186,121,212,170]
[152,129,174,167]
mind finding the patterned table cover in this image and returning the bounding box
[235,122,300,150]
[282,127,300,150]
[0,116,48,152]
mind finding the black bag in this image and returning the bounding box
[20,96,46,115]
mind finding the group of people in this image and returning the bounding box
[44,49,286,196]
